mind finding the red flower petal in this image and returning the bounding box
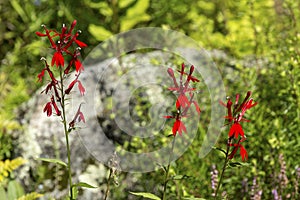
[219,100,227,107]
[240,145,248,161]
[65,79,77,94]
[172,119,180,136]
[176,94,190,109]
[75,59,83,72]
[79,112,85,123]
[229,123,244,138]
[178,120,187,135]
[163,116,174,119]
[43,102,52,117]
[52,52,64,67]
[37,68,45,82]
[36,31,47,37]
[75,39,87,48]
[51,96,61,116]
[192,101,201,114]
[77,80,85,96]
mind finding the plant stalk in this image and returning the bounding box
[104,168,113,200]
[214,138,232,200]
[162,136,176,200]
[60,71,73,199]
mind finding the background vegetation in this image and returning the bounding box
[0,0,299,199]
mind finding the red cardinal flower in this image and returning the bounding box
[65,74,85,96]
[43,102,52,117]
[229,122,244,139]
[221,91,257,139]
[64,48,84,74]
[37,68,46,82]
[51,95,61,116]
[75,39,87,48]
[164,63,201,136]
[164,114,187,136]
[36,20,87,71]
[228,138,248,161]
[172,118,187,136]
[77,80,85,95]
[167,64,200,111]
[52,51,64,67]
[69,104,85,129]
[219,91,257,162]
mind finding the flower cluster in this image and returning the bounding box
[220,91,257,161]
[211,164,219,197]
[164,63,201,136]
[36,20,87,124]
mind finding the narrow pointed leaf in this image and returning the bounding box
[228,161,250,168]
[129,192,161,200]
[73,182,97,189]
[38,158,67,167]
[171,175,190,180]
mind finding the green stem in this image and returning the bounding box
[104,168,113,200]
[162,163,170,200]
[162,137,176,200]
[59,71,73,199]
[214,138,231,200]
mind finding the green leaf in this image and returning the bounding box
[17,192,43,200]
[88,24,113,41]
[129,192,161,200]
[72,182,97,189]
[72,186,78,199]
[182,198,206,200]
[119,0,135,8]
[120,0,151,31]
[0,186,7,200]
[10,0,29,23]
[171,175,191,180]
[38,158,67,167]
[228,161,250,168]
[7,180,24,200]
[212,146,227,156]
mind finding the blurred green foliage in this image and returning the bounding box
[0,0,300,199]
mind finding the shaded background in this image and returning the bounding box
[0,0,299,199]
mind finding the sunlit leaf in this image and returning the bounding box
[129,192,161,200]
[88,24,113,41]
[120,0,151,31]
[72,186,78,199]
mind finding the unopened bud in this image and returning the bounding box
[189,65,194,74]
[167,68,175,77]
